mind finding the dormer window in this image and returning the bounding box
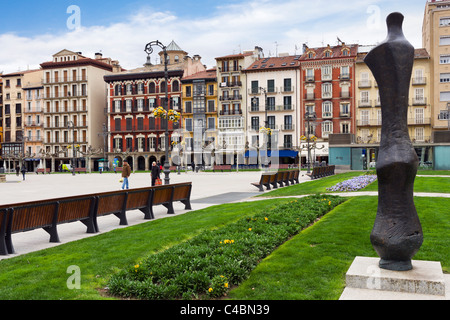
[307,51,315,59]
[342,49,349,56]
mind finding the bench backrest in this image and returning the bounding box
[10,202,58,233]
[126,189,152,211]
[152,186,173,205]
[57,196,95,223]
[172,183,192,201]
[96,192,128,216]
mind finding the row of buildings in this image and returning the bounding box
[1,0,450,172]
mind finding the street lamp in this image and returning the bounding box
[304,111,317,174]
[145,40,171,185]
[68,120,76,176]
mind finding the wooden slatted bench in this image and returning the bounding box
[74,168,87,174]
[213,165,232,172]
[0,182,193,255]
[307,165,335,180]
[36,168,51,174]
[251,173,274,192]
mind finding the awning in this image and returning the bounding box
[245,150,298,158]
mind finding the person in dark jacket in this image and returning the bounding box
[121,161,131,189]
[151,161,161,186]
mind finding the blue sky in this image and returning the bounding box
[0,0,427,74]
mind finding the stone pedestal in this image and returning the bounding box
[340,256,448,300]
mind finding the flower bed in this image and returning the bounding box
[106,195,345,300]
[326,174,377,192]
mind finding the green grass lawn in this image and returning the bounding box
[228,196,450,300]
[258,172,366,197]
[0,192,448,300]
[362,176,450,193]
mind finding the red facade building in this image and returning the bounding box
[299,44,358,142]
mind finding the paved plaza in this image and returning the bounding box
[0,170,312,259]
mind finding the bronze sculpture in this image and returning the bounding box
[364,12,423,271]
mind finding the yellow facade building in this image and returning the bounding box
[180,68,218,167]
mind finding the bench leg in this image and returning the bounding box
[114,211,128,225]
[43,225,60,243]
[139,208,154,220]
[80,219,97,234]
[181,200,192,210]
[163,202,175,214]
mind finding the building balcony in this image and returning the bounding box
[24,122,44,128]
[358,80,372,88]
[358,100,373,108]
[43,77,88,84]
[219,95,242,101]
[219,109,242,116]
[412,98,427,106]
[357,120,382,127]
[280,124,295,131]
[305,93,315,100]
[412,77,427,85]
[43,91,88,100]
[407,117,431,125]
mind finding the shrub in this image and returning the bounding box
[106,195,345,300]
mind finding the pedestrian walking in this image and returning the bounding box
[121,161,131,189]
[20,165,27,181]
[151,161,161,186]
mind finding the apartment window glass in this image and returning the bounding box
[283,96,292,110]
[322,101,333,118]
[440,36,450,46]
[126,118,132,131]
[321,65,332,80]
[267,116,275,129]
[251,117,259,130]
[207,117,215,129]
[306,68,314,81]
[284,115,292,130]
[360,110,370,125]
[440,55,450,64]
[185,118,193,132]
[322,121,333,137]
[322,83,332,98]
[251,81,259,94]
[283,78,291,92]
[440,73,450,83]
[440,17,450,26]
[267,79,275,93]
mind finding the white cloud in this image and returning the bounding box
[0,0,424,74]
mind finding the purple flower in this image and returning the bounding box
[326,175,377,192]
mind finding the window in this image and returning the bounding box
[284,115,292,130]
[267,116,275,129]
[126,118,132,131]
[440,36,450,46]
[322,101,333,118]
[440,17,450,26]
[306,68,314,81]
[267,97,275,110]
[283,96,292,110]
[440,91,450,101]
[341,66,350,79]
[438,110,450,120]
[185,101,192,113]
[322,121,333,137]
[440,55,450,64]
[251,117,260,131]
[321,65,332,80]
[207,117,215,129]
[115,118,121,131]
[322,83,332,98]
[341,122,350,134]
[415,127,424,141]
[267,79,275,93]
[251,81,259,94]
[440,73,450,83]
[283,78,292,92]
[361,91,369,103]
[414,108,424,125]
[185,118,193,132]
[360,110,370,125]
[340,103,350,116]
[284,135,292,148]
[251,97,259,112]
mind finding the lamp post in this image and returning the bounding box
[68,120,76,176]
[304,111,316,174]
[145,40,171,185]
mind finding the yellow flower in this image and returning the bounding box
[328,201,331,205]
[224,283,229,288]
[135,264,139,269]
[264,217,268,221]
[248,228,252,231]
[208,288,213,293]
